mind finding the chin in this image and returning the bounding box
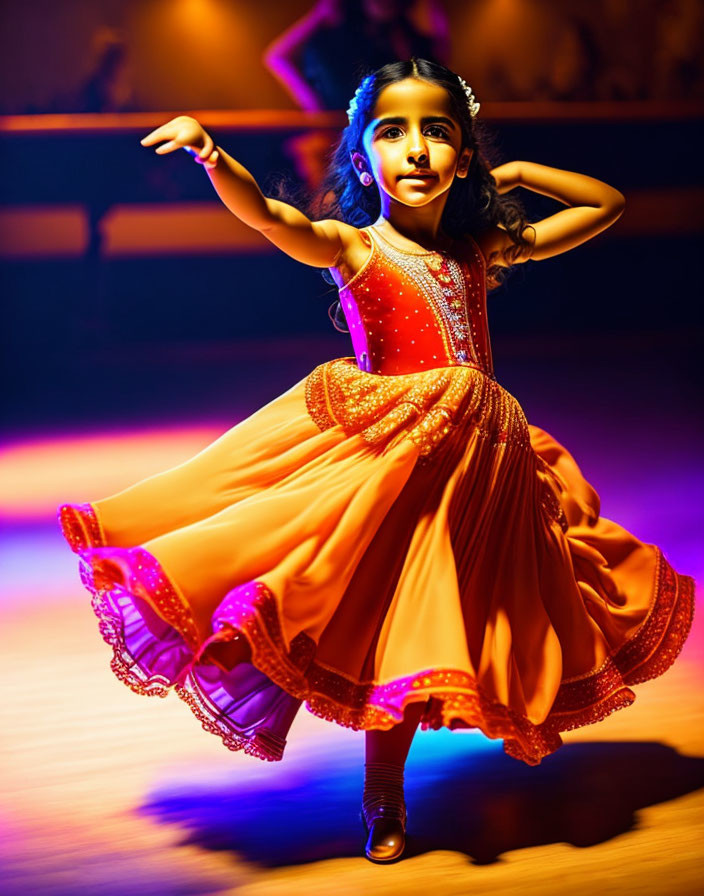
[380,177,446,204]
[393,190,444,207]
[396,181,450,201]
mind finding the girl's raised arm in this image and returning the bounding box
[484,160,626,266]
[140,115,352,269]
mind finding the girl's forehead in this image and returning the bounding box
[371,79,456,121]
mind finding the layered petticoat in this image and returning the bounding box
[58,358,696,764]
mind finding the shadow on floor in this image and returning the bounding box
[139,739,704,867]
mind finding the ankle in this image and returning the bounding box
[363,761,406,821]
[364,760,405,780]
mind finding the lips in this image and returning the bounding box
[399,172,436,180]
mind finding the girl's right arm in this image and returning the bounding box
[140,115,355,269]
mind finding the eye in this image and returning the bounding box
[425,124,450,139]
[381,126,404,139]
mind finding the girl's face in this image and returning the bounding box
[353,79,472,210]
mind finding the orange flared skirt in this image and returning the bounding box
[58,358,695,764]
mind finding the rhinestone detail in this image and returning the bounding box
[369,226,479,368]
[59,510,695,766]
[305,357,531,459]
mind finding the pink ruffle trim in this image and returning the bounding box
[58,502,696,765]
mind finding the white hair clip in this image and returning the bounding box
[457,76,481,119]
[346,75,375,125]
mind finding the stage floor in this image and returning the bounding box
[1,334,702,895]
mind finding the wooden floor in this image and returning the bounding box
[1,582,702,896]
[2,347,703,895]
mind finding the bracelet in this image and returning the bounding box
[183,144,219,169]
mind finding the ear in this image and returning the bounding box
[456,147,473,179]
[350,150,370,178]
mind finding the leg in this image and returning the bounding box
[365,700,425,765]
[362,701,425,863]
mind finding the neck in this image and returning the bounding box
[375,194,448,247]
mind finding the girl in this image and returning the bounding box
[58,59,695,864]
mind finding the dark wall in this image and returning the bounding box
[2,114,703,430]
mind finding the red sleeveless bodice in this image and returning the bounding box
[335,225,495,379]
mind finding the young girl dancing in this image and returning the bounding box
[58,59,695,864]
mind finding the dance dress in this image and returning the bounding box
[58,225,695,764]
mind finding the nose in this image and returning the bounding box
[407,129,428,165]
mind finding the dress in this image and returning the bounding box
[58,225,696,765]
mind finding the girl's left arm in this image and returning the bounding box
[484,160,626,265]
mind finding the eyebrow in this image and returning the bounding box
[372,116,457,131]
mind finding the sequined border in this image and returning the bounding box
[58,502,105,552]
[60,495,695,766]
[303,360,337,430]
[303,357,532,459]
[173,678,287,762]
[75,549,287,762]
[80,546,201,651]
[211,551,695,766]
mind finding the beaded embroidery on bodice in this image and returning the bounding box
[335,225,495,379]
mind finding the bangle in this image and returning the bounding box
[183,144,218,169]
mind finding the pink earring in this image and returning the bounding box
[360,172,373,187]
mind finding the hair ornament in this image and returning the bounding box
[346,74,375,125]
[457,76,480,118]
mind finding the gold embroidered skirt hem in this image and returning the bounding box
[57,361,696,764]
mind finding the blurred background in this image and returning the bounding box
[1,3,703,895]
[1,0,702,434]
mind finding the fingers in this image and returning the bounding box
[195,149,219,170]
[154,140,178,154]
[197,133,214,159]
[139,130,178,154]
[140,126,212,158]
[139,122,217,168]
[140,128,166,147]
[203,150,219,170]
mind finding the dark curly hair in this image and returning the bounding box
[274,58,534,331]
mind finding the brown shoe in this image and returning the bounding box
[361,798,407,863]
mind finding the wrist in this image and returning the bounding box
[183,140,219,170]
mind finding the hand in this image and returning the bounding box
[489,161,521,195]
[140,115,219,169]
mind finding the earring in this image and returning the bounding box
[360,172,373,187]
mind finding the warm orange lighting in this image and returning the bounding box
[0,206,88,257]
[0,425,228,518]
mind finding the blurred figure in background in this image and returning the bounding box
[584,0,702,101]
[263,0,450,188]
[652,0,704,100]
[543,0,703,102]
[541,12,601,101]
[591,0,652,100]
[44,28,138,340]
[48,27,137,113]
[264,0,449,111]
